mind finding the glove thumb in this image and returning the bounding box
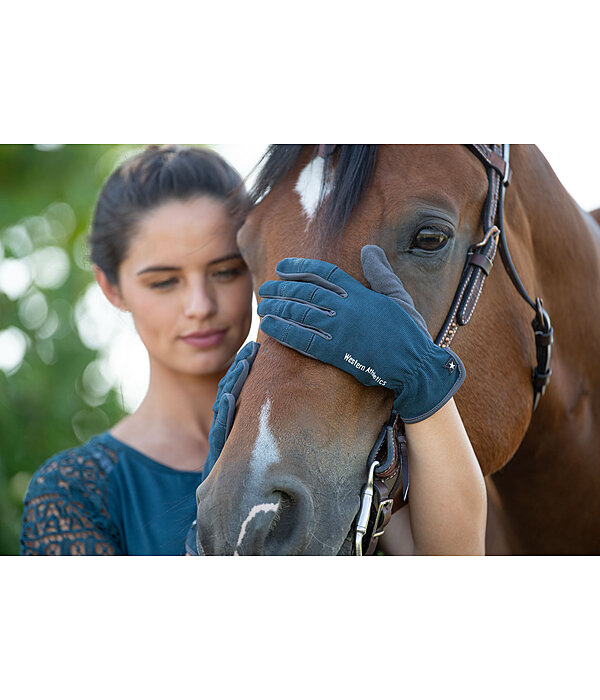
[360,245,431,339]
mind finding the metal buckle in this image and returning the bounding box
[502,144,511,185]
[473,224,500,249]
[372,498,394,539]
[355,460,378,556]
[534,298,552,334]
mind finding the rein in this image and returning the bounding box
[316,144,555,555]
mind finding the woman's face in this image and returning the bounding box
[111,196,253,377]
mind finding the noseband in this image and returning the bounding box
[317,144,555,555]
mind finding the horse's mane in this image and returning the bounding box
[250,145,379,240]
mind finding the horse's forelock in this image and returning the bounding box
[250,145,379,241]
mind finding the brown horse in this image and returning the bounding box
[195,145,600,555]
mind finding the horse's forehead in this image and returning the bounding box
[375,145,486,201]
[283,145,485,220]
[245,144,487,261]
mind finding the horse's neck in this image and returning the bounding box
[491,148,600,553]
[517,147,600,345]
[523,148,600,416]
[579,204,600,251]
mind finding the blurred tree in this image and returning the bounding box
[0,144,145,554]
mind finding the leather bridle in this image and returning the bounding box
[435,144,553,412]
[333,144,555,556]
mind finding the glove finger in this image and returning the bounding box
[361,245,431,339]
[236,340,260,362]
[215,360,245,402]
[230,342,260,396]
[260,314,323,355]
[222,392,237,437]
[216,341,260,399]
[258,298,334,330]
[275,258,350,297]
[259,279,341,308]
[230,359,251,398]
[208,392,236,459]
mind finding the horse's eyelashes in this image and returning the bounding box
[411,228,450,252]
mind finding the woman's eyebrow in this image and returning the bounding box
[136,254,243,275]
[208,253,243,265]
[137,265,181,275]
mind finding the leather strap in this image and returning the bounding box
[468,251,494,276]
[435,144,507,347]
[359,414,409,555]
[466,144,512,184]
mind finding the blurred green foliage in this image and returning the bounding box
[0,145,145,554]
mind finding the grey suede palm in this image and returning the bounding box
[361,245,431,338]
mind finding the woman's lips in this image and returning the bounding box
[180,329,227,348]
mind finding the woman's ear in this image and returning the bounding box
[93,264,128,311]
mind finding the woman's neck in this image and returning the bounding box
[110,360,227,471]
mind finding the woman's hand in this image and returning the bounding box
[257,246,465,423]
[203,341,260,480]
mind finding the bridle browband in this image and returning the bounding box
[316,144,555,556]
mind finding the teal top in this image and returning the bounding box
[20,432,202,556]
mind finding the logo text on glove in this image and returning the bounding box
[344,353,388,386]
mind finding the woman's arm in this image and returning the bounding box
[404,398,486,555]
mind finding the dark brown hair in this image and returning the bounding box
[90,145,248,284]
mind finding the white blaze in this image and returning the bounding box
[234,398,282,554]
[294,156,332,222]
[250,398,280,477]
[234,501,280,555]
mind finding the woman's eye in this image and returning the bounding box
[411,228,449,251]
[150,278,177,289]
[213,268,242,281]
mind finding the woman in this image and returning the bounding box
[21,144,486,556]
[20,145,255,555]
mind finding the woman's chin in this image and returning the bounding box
[179,349,240,378]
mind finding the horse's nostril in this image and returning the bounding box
[199,474,317,555]
[262,483,315,556]
[266,491,293,537]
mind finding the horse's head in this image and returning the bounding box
[196,145,538,555]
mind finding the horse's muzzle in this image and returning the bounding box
[196,471,318,556]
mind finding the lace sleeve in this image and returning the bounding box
[20,444,124,556]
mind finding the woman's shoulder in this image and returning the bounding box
[21,433,124,555]
[25,433,121,503]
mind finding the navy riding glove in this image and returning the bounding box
[187,341,260,554]
[257,246,465,423]
[202,340,260,481]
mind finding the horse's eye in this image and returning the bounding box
[411,228,449,251]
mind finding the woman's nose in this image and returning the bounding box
[183,281,217,319]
